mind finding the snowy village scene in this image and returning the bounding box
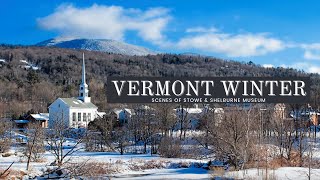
[2,1,320,179]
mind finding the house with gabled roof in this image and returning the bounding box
[26,113,49,128]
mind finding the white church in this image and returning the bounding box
[48,54,105,128]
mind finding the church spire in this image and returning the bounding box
[79,53,91,103]
[82,53,86,84]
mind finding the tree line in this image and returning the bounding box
[0,45,319,118]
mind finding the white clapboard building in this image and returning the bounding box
[49,54,104,128]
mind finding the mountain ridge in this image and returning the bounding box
[36,38,157,56]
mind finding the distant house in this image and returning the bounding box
[112,108,132,123]
[14,119,29,129]
[26,113,49,128]
[111,105,156,124]
[175,105,224,129]
[19,59,39,70]
[175,106,203,129]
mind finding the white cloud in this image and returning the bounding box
[176,32,285,57]
[37,4,170,44]
[281,62,320,73]
[301,43,320,49]
[304,50,320,60]
[186,27,218,33]
[300,43,320,60]
[262,64,274,68]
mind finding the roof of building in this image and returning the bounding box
[175,107,203,114]
[97,112,106,118]
[14,120,29,124]
[113,108,133,115]
[30,113,49,121]
[60,98,98,109]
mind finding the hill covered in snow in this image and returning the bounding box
[36,38,156,56]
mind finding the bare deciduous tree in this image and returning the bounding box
[25,122,45,170]
[113,125,130,155]
[153,104,176,138]
[87,114,115,151]
[212,106,258,170]
[0,119,11,153]
[47,112,84,167]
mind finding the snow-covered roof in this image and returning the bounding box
[209,107,224,113]
[175,107,224,115]
[112,108,132,116]
[189,108,203,114]
[175,108,203,114]
[0,59,6,62]
[290,111,320,118]
[23,65,39,70]
[19,60,40,70]
[97,112,106,118]
[20,60,28,64]
[59,98,98,109]
[140,105,153,110]
[30,113,49,121]
[14,120,29,124]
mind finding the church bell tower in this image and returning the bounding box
[79,53,91,103]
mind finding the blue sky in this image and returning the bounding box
[1,0,320,73]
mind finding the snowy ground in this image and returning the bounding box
[3,148,320,179]
[112,168,210,179]
[2,131,320,179]
[0,141,211,179]
[226,167,320,180]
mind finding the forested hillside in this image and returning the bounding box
[0,45,319,118]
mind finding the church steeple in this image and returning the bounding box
[82,53,86,84]
[79,53,91,103]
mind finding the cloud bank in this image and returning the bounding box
[281,62,320,74]
[37,3,320,73]
[176,32,285,57]
[38,4,170,44]
[301,43,320,60]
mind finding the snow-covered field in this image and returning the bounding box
[3,147,320,179]
[113,168,210,179]
[226,167,320,180]
[2,131,320,179]
[0,148,211,179]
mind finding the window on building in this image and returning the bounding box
[78,113,81,121]
[72,112,76,121]
[83,113,87,122]
[80,93,83,96]
[88,113,91,121]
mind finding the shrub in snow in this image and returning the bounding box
[1,152,13,157]
[158,137,182,158]
[129,159,168,171]
[72,162,120,178]
[0,139,11,153]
